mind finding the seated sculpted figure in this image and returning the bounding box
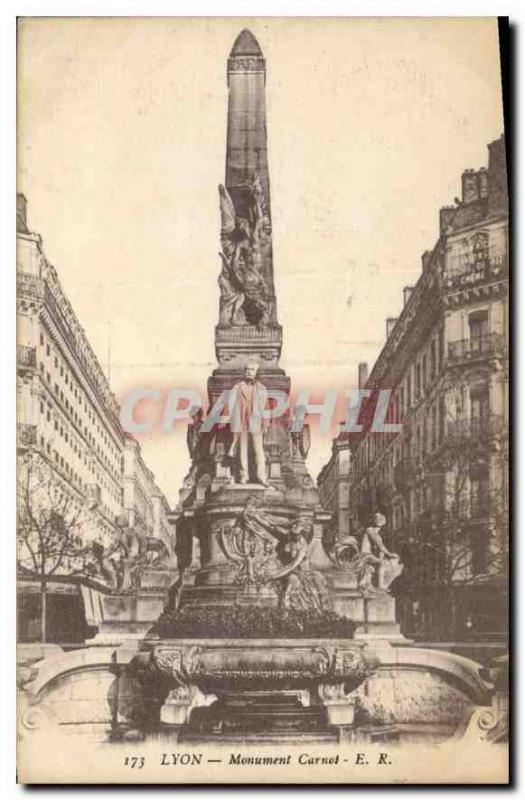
[328,511,403,594]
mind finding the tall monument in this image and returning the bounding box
[144,32,409,741]
[18,30,502,752]
[174,29,404,623]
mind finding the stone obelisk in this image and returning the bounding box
[209,29,288,402]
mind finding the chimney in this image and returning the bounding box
[358,362,368,390]
[403,286,414,306]
[386,318,397,338]
[461,169,480,204]
[488,134,508,215]
[478,167,489,198]
[17,193,27,232]
[421,251,432,270]
[439,206,456,235]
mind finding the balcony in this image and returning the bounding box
[17,345,36,372]
[17,271,45,299]
[446,415,505,442]
[448,334,506,364]
[444,255,507,291]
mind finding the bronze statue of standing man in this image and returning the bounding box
[228,363,269,485]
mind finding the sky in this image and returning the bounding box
[17,17,505,505]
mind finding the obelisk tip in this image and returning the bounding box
[230,29,263,57]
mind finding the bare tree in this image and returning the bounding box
[17,448,112,642]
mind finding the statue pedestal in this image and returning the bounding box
[328,581,407,642]
[82,568,174,646]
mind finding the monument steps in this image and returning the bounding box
[183,693,335,740]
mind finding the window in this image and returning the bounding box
[471,530,489,575]
[422,354,428,387]
[438,328,444,365]
[415,363,421,400]
[469,310,489,353]
[46,344,50,356]
[39,333,44,346]
[439,398,445,442]
[431,405,437,451]
[430,340,437,380]
[470,387,490,432]
[470,472,489,519]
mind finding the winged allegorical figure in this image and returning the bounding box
[218,174,270,328]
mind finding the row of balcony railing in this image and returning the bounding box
[393,414,505,490]
[444,255,508,290]
[17,422,103,504]
[17,272,120,421]
[448,333,506,362]
[17,272,45,298]
[446,414,505,440]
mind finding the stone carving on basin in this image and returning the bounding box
[147,639,374,694]
[215,496,328,610]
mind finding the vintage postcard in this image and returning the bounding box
[16,17,509,784]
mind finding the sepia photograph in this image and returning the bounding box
[14,14,509,785]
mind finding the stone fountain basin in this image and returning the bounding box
[139,638,373,692]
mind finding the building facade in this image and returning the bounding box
[318,136,509,641]
[122,435,172,553]
[17,196,173,642]
[317,433,352,541]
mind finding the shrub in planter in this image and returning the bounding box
[149,604,357,639]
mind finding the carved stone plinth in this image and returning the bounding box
[213,327,286,374]
[82,567,174,645]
